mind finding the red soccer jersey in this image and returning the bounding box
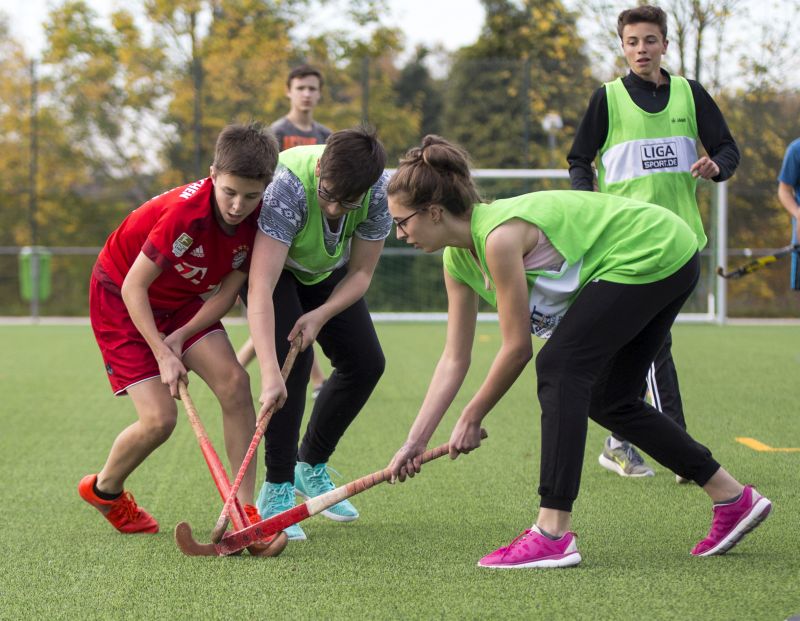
[95,178,260,310]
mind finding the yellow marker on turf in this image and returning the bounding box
[736,437,800,452]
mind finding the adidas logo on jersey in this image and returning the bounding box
[190,245,205,258]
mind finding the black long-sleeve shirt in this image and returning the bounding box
[567,69,740,191]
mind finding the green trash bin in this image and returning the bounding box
[19,246,52,302]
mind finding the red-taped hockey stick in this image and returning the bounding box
[178,382,286,557]
[175,429,488,557]
[209,335,302,543]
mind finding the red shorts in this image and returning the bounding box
[89,276,225,395]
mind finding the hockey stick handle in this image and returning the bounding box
[178,382,249,531]
[210,335,302,542]
[215,428,489,556]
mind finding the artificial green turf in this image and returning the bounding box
[1,323,798,620]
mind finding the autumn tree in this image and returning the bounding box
[441,0,595,173]
[43,1,167,205]
[0,17,33,247]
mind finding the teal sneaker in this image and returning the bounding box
[294,462,359,522]
[256,481,306,541]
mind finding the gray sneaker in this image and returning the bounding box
[598,437,655,477]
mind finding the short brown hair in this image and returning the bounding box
[318,125,386,200]
[287,64,324,89]
[617,5,668,39]
[212,122,279,183]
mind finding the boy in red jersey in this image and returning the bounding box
[79,123,279,534]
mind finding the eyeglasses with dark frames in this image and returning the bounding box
[393,208,428,236]
[317,180,365,211]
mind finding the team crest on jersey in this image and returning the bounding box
[640,141,678,170]
[232,245,249,269]
[172,233,194,258]
[190,245,205,258]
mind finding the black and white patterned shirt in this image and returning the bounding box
[258,167,392,256]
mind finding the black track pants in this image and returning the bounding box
[611,330,687,442]
[535,254,720,512]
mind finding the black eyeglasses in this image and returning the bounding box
[393,208,427,236]
[317,181,365,211]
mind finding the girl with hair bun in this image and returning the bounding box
[385,135,771,569]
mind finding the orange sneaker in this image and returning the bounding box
[78,474,159,534]
[243,503,262,525]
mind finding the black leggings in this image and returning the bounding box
[259,268,385,483]
[535,254,720,512]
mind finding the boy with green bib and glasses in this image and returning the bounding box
[567,4,740,479]
[244,126,390,541]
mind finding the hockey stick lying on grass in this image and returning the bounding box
[717,244,800,279]
[178,381,287,557]
[209,335,302,543]
[175,428,489,557]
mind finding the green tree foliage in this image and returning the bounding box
[393,46,443,141]
[0,18,32,246]
[441,0,594,171]
[145,0,294,185]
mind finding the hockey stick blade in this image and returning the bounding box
[174,521,289,557]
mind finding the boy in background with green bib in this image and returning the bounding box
[567,4,740,479]
[244,126,390,541]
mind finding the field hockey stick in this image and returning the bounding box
[209,335,302,543]
[175,428,489,557]
[178,382,287,557]
[716,244,800,279]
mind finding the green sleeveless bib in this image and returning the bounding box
[598,76,705,249]
[280,145,372,285]
[443,191,697,337]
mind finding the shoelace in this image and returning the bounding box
[707,502,741,538]
[265,484,295,514]
[497,529,534,554]
[307,464,340,493]
[107,491,140,523]
[622,443,645,466]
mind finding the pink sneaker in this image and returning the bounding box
[478,526,581,568]
[691,485,772,556]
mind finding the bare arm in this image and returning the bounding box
[778,181,800,240]
[247,231,290,413]
[163,269,247,356]
[121,252,186,397]
[388,269,478,480]
[447,220,534,456]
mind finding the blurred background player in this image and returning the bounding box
[386,135,771,569]
[777,137,800,290]
[271,64,332,150]
[238,64,332,397]
[79,123,278,535]
[567,4,740,479]
[245,126,390,540]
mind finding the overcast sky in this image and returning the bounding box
[0,0,486,59]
